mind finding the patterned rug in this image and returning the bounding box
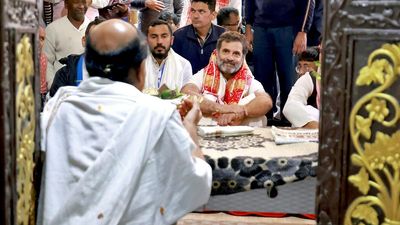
[200,128,318,196]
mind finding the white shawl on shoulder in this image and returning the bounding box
[38,77,211,225]
[144,49,185,90]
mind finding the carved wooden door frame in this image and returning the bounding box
[0,0,41,224]
[317,0,400,224]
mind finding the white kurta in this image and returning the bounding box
[189,68,265,103]
[44,16,90,89]
[283,73,319,127]
[189,69,267,127]
[38,77,212,225]
[144,49,193,90]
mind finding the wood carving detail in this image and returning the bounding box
[2,31,13,225]
[339,8,400,28]
[15,35,36,225]
[317,1,347,225]
[6,1,38,28]
[318,0,400,225]
[345,43,400,225]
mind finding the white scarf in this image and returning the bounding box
[38,77,179,224]
[144,48,184,90]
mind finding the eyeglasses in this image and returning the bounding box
[295,64,314,75]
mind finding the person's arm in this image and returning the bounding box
[244,1,254,49]
[113,4,129,17]
[303,120,319,129]
[293,0,315,54]
[90,0,109,8]
[244,25,253,51]
[131,0,164,11]
[180,69,224,117]
[174,0,184,20]
[44,26,57,89]
[181,83,222,117]
[180,99,204,159]
[243,91,273,117]
[216,91,272,126]
[182,85,272,126]
[49,66,69,97]
[130,0,146,8]
[180,59,193,87]
[244,0,254,28]
[283,74,318,127]
[155,110,211,224]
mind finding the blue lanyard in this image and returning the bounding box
[75,55,84,86]
[157,62,166,88]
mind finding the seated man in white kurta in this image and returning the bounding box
[181,31,273,127]
[283,47,320,129]
[38,19,212,225]
[144,19,192,93]
[283,71,320,129]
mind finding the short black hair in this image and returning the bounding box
[85,30,148,83]
[147,19,173,36]
[191,0,216,11]
[85,16,106,37]
[217,31,248,56]
[216,7,239,26]
[158,12,179,25]
[299,47,320,62]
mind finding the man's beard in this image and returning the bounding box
[151,44,170,60]
[70,8,87,21]
[217,58,242,75]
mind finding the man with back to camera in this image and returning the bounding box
[38,19,212,225]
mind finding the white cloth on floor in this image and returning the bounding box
[198,126,255,137]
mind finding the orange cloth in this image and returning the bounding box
[202,50,252,104]
[40,52,48,94]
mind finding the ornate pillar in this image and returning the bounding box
[317,0,400,224]
[0,1,40,225]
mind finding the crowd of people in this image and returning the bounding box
[38,0,323,224]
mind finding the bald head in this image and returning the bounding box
[89,19,137,54]
[85,19,148,86]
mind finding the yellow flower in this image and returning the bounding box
[356,59,388,86]
[351,204,379,225]
[355,115,372,139]
[349,168,370,194]
[356,66,374,86]
[364,131,400,170]
[365,98,389,122]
